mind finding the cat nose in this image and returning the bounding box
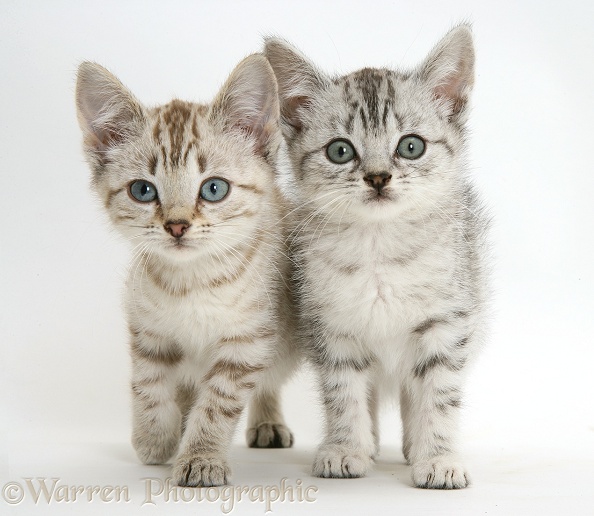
[364,173,392,193]
[165,220,190,238]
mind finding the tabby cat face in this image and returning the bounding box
[265,26,474,221]
[76,56,280,262]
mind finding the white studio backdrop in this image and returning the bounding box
[1,1,593,514]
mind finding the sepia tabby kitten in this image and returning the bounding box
[264,25,489,489]
[75,55,298,487]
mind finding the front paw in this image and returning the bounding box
[411,456,470,489]
[247,422,294,448]
[133,431,179,465]
[172,455,230,487]
[312,445,373,478]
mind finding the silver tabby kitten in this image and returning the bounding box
[75,55,298,487]
[264,25,489,489]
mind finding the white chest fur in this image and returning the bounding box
[299,217,463,345]
[124,255,273,355]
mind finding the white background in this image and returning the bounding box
[1,1,593,514]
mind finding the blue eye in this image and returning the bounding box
[396,135,426,160]
[200,178,230,202]
[326,139,356,164]
[129,180,158,202]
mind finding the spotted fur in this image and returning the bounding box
[76,55,299,487]
[265,25,489,489]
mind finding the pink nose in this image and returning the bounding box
[165,221,190,238]
[364,173,392,193]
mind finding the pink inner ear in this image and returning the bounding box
[232,118,257,138]
[283,96,311,130]
[83,122,125,155]
[231,115,271,156]
[99,126,117,146]
[435,78,459,99]
[434,74,468,115]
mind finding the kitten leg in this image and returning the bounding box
[130,330,183,465]
[246,390,294,448]
[400,387,413,463]
[175,382,197,436]
[311,349,376,478]
[172,340,270,487]
[406,328,471,489]
[246,338,299,448]
[368,382,380,458]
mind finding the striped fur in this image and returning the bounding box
[76,55,299,487]
[265,25,489,489]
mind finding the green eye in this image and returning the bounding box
[200,178,229,202]
[129,180,158,202]
[326,139,356,164]
[396,135,426,160]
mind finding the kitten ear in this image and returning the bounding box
[75,62,145,160]
[263,38,329,133]
[418,24,475,119]
[210,54,280,157]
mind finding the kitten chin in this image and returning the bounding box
[358,189,403,214]
[153,241,205,262]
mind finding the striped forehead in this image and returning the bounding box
[150,100,208,172]
[339,68,404,135]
